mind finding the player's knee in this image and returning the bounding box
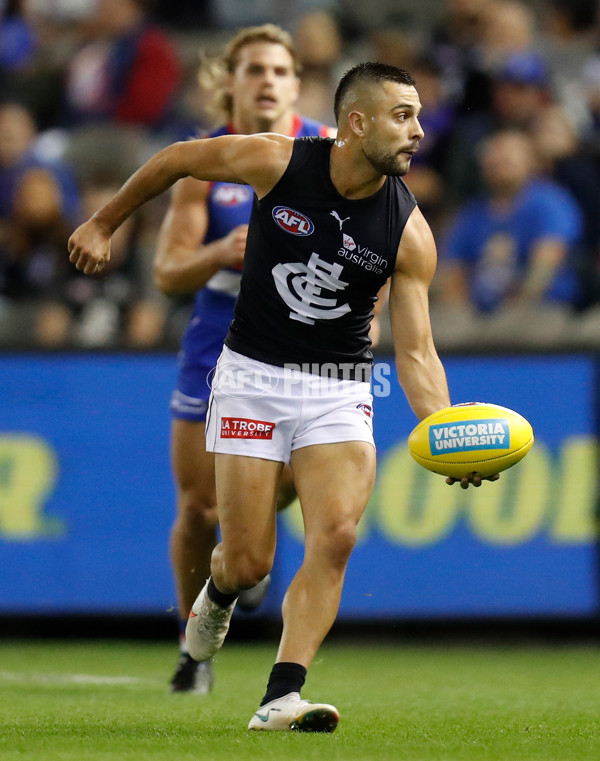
[225,550,272,590]
[322,520,358,568]
[177,487,218,528]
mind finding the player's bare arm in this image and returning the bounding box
[369,280,390,348]
[68,133,294,275]
[391,207,499,489]
[389,206,450,420]
[153,177,248,295]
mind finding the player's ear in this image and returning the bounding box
[348,110,366,136]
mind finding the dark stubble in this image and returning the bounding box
[365,144,411,177]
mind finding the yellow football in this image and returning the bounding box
[408,402,534,479]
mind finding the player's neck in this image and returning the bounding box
[329,139,386,200]
[490,182,522,209]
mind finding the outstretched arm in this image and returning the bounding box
[68,133,293,275]
[390,207,497,489]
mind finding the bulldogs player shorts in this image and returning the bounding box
[205,347,375,463]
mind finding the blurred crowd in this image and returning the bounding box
[3,0,600,351]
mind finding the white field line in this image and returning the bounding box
[0,670,160,686]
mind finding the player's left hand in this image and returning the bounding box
[445,472,500,489]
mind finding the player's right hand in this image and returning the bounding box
[220,224,248,270]
[68,218,112,275]
[446,472,500,489]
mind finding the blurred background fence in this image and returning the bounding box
[1,349,597,624]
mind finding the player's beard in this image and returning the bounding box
[365,144,411,177]
[363,140,410,177]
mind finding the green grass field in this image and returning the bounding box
[1,639,599,760]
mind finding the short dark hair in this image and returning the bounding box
[333,62,416,124]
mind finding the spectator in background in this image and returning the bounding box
[0,1,38,73]
[538,0,597,134]
[293,10,342,124]
[445,50,553,202]
[578,31,600,162]
[430,0,493,114]
[205,0,338,29]
[56,182,166,348]
[439,129,582,318]
[367,12,422,71]
[0,102,79,223]
[0,101,165,347]
[0,101,81,345]
[403,56,457,236]
[530,104,600,310]
[0,0,68,130]
[430,0,536,117]
[153,0,211,30]
[64,0,182,132]
[477,0,537,69]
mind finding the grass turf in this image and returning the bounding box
[0,640,599,760]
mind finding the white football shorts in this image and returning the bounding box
[205,346,375,463]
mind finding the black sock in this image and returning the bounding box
[206,577,238,608]
[260,662,307,705]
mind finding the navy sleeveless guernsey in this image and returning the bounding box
[225,137,417,377]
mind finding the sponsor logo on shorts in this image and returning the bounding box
[272,206,314,236]
[429,419,510,454]
[357,402,373,418]
[221,417,275,439]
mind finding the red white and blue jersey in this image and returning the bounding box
[171,116,332,420]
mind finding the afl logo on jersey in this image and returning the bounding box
[272,206,314,236]
[213,184,252,206]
